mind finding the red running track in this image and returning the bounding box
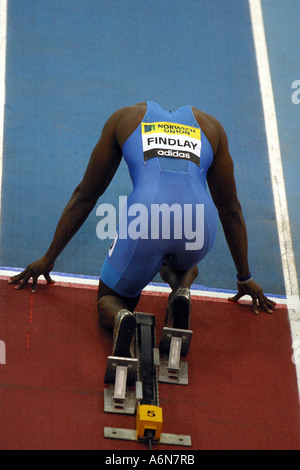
[0,278,299,450]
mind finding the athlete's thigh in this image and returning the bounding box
[97,278,141,312]
[100,234,164,298]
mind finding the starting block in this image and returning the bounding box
[104,312,192,448]
[159,327,193,385]
[104,356,139,414]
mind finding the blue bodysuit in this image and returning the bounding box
[100,101,218,297]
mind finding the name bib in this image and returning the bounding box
[141,121,201,166]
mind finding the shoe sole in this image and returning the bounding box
[172,296,190,329]
[113,314,136,358]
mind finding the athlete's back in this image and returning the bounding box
[118,101,217,233]
[99,101,218,297]
[117,101,216,188]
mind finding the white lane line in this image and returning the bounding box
[0,0,7,236]
[0,267,287,306]
[249,0,300,399]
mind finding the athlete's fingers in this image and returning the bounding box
[264,296,278,309]
[260,294,277,313]
[44,273,55,284]
[228,291,244,302]
[251,297,259,315]
[257,295,272,313]
[14,273,31,290]
[31,277,38,294]
[8,270,27,284]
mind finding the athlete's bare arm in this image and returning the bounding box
[197,110,276,314]
[8,106,136,292]
[204,115,250,279]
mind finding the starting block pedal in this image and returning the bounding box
[104,356,139,415]
[159,327,193,385]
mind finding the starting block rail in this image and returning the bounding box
[104,427,192,447]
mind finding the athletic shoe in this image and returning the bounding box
[112,309,136,358]
[165,287,191,330]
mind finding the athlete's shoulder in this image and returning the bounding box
[191,107,228,155]
[110,102,147,121]
[105,102,147,148]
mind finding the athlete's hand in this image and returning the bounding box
[7,256,55,293]
[228,278,277,315]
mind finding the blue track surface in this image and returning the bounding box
[1,0,299,296]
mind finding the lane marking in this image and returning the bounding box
[249,0,300,399]
[0,267,286,306]
[26,294,34,354]
[0,0,7,238]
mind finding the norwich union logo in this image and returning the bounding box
[144,124,156,132]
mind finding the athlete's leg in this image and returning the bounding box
[159,263,198,291]
[97,280,141,357]
[159,263,198,329]
[97,279,141,330]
